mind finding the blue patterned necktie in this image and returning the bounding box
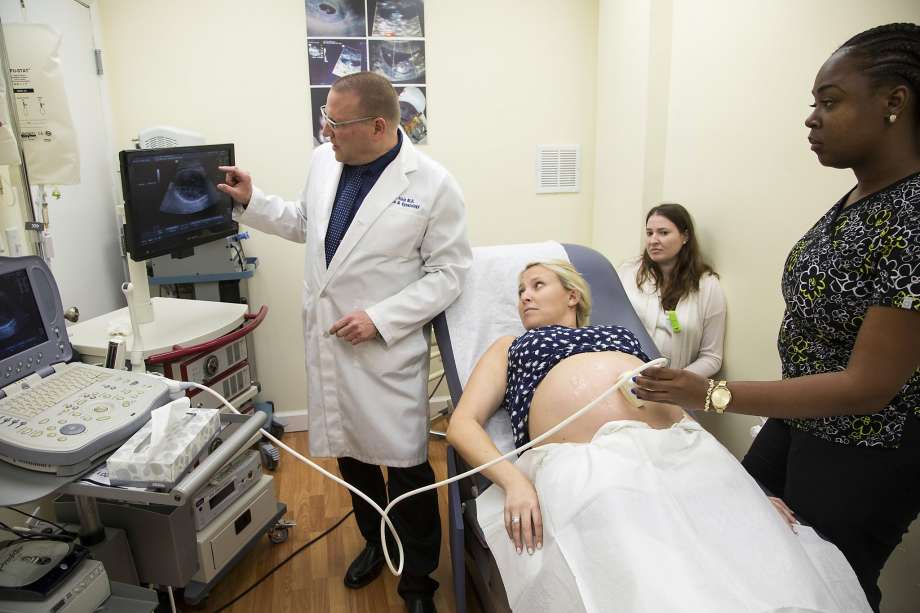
[325,167,364,267]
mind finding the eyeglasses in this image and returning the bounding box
[320,105,377,130]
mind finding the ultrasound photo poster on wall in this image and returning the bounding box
[305,0,428,145]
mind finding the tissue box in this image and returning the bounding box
[107,407,221,490]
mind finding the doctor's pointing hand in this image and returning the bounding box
[217,165,253,206]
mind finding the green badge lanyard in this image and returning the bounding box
[666,310,681,333]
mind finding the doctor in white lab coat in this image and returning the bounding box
[218,72,470,613]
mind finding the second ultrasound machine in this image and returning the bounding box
[0,256,169,477]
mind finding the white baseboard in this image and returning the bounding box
[274,409,309,432]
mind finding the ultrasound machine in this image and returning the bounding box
[0,256,170,476]
[0,144,283,612]
[0,145,235,611]
[0,143,241,478]
[0,256,171,612]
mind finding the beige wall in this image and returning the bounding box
[592,0,653,260]
[594,2,920,611]
[97,0,598,419]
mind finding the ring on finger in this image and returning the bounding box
[511,516,521,524]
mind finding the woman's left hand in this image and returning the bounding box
[634,366,710,411]
[503,475,543,555]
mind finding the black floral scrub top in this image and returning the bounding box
[779,172,920,448]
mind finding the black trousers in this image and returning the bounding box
[742,415,920,613]
[337,456,441,600]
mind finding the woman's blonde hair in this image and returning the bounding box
[520,260,592,326]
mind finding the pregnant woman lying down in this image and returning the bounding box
[445,260,870,613]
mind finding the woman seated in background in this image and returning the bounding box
[618,203,726,377]
[446,260,869,613]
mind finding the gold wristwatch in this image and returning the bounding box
[709,380,732,414]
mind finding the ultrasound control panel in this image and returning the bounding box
[0,362,168,475]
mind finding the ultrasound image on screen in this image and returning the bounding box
[309,39,368,86]
[370,0,424,37]
[369,40,426,84]
[124,148,233,253]
[159,161,220,215]
[0,269,48,362]
[305,0,366,37]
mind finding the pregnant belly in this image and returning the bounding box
[528,351,686,445]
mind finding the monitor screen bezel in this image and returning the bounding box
[119,143,238,262]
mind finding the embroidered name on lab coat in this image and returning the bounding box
[394,195,420,210]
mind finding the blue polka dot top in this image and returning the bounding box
[502,325,650,447]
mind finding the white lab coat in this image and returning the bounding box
[236,134,471,466]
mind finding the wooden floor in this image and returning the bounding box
[191,423,481,613]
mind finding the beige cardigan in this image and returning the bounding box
[617,258,726,377]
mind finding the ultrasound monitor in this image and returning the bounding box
[120,144,238,261]
[0,256,72,388]
[0,269,49,363]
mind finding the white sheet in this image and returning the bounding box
[476,419,871,613]
[444,241,568,454]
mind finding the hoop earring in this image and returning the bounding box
[888,114,898,124]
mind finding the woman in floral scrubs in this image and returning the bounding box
[635,23,920,613]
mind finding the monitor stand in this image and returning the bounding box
[124,247,154,326]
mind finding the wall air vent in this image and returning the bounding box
[536,145,580,194]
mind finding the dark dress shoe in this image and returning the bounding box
[405,596,437,613]
[344,542,385,588]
